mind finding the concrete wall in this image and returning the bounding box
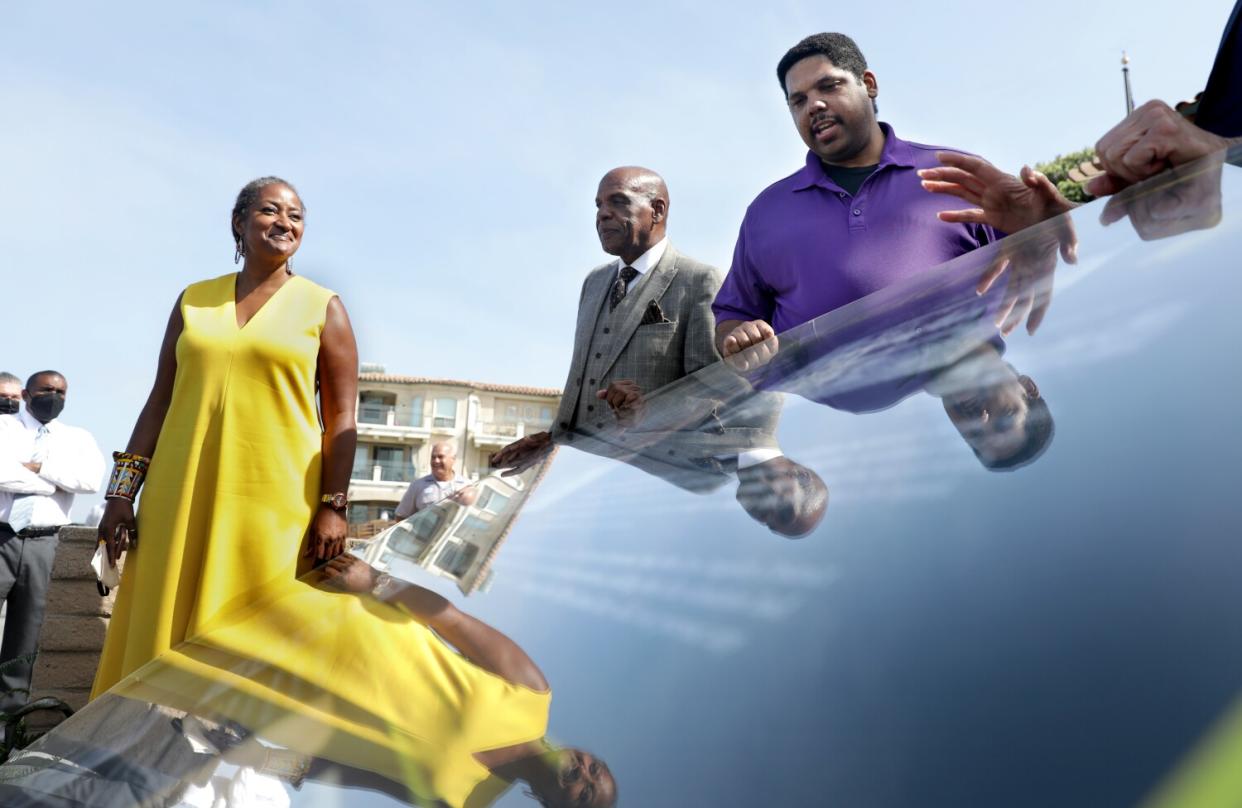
[28,525,123,727]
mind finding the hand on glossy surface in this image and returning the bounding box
[98,497,137,565]
[304,505,348,562]
[978,215,1077,336]
[321,554,379,593]
[21,461,41,474]
[721,319,778,359]
[920,152,1075,234]
[490,430,554,477]
[596,380,645,427]
[1087,100,1232,196]
[1099,152,1224,240]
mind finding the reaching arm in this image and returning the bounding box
[322,556,549,692]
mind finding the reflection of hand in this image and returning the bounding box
[21,461,41,474]
[723,332,781,373]
[1087,100,1231,196]
[1099,153,1224,240]
[596,380,645,427]
[920,152,1074,234]
[978,216,1077,336]
[489,431,554,477]
[449,485,479,507]
[322,554,379,593]
[98,497,137,565]
[722,320,778,359]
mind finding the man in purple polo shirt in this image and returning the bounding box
[714,32,1001,358]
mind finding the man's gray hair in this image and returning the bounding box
[0,372,20,387]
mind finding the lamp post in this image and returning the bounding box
[1122,51,1135,114]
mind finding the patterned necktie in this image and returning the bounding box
[31,425,50,464]
[609,266,639,311]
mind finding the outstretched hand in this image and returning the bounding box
[489,430,554,477]
[920,152,1075,235]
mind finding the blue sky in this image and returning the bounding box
[1,0,1229,515]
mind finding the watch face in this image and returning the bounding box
[325,493,348,509]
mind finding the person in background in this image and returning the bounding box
[0,373,22,416]
[394,440,477,519]
[0,370,104,736]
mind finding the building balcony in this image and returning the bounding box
[350,462,418,485]
[357,405,431,441]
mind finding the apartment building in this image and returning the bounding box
[348,365,561,525]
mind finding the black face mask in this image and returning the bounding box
[0,398,19,415]
[28,392,65,423]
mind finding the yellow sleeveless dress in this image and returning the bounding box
[92,272,551,805]
[93,272,336,695]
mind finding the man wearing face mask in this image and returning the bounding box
[0,373,21,416]
[0,370,104,729]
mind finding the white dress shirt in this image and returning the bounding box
[0,409,104,530]
[394,473,470,520]
[614,237,668,285]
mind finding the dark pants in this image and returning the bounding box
[0,523,58,719]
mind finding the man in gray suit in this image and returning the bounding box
[492,166,722,465]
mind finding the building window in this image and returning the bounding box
[374,445,412,482]
[539,406,552,424]
[433,397,457,428]
[401,395,425,428]
[359,392,395,425]
[477,488,511,515]
[434,539,479,578]
[352,446,371,480]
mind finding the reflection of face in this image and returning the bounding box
[235,184,303,262]
[430,443,456,481]
[595,172,661,260]
[735,458,825,537]
[784,55,878,166]
[553,748,616,808]
[944,380,1030,466]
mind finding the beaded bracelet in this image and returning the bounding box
[105,451,151,501]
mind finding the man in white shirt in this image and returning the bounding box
[0,372,21,417]
[394,440,477,520]
[0,370,104,724]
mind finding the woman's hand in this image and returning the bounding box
[322,554,379,593]
[98,498,137,565]
[304,506,348,563]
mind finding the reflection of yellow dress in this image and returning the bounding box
[114,581,552,808]
[93,272,337,696]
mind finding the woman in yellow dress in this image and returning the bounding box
[92,176,360,695]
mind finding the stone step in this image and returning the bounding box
[37,614,109,653]
[31,650,100,691]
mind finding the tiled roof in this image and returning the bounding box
[358,373,561,398]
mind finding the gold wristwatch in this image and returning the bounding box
[320,492,348,511]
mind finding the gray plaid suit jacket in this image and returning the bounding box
[552,244,722,438]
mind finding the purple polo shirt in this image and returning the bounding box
[713,123,1000,334]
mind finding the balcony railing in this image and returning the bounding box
[359,403,394,425]
[376,460,415,483]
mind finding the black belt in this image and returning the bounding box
[0,524,60,538]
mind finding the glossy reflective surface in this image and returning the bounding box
[3,151,1241,807]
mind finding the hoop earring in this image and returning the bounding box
[234,240,244,265]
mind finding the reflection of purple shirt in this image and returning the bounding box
[712,123,1000,334]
